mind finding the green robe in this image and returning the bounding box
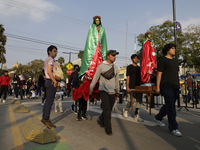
[79,24,107,78]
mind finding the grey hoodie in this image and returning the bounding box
[90,61,119,94]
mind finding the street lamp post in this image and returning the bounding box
[173,0,181,108]
[172,0,178,61]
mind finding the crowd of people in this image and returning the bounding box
[2,16,200,138]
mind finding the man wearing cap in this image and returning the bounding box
[0,70,10,103]
[89,50,120,135]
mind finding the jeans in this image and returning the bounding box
[99,91,115,130]
[155,88,179,131]
[71,101,78,111]
[42,80,56,121]
[187,87,195,103]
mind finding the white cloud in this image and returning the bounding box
[147,15,171,25]
[0,0,59,22]
[179,17,200,29]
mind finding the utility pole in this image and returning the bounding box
[134,35,136,54]
[125,21,128,65]
[173,0,178,61]
[62,52,77,63]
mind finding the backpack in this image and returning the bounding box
[47,58,64,82]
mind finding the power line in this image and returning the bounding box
[0,0,135,37]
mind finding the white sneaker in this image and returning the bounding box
[3,100,6,103]
[134,115,144,122]
[25,96,27,98]
[123,108,128,118]
[60,110,63,113]
[55,110,58,113]
[41,103,44,106]
[171,129,182,137]
[14,97,17,100]
[154,117,165,127]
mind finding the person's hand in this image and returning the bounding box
[41,87,43,90]
[89,90,93,95]
[17,85,19,87]
[151,41,154,45]
[53,81,57,87]
[66,90,69,93]
[127,87,130,93]
[116,93,120,96]
[156,87,160,95]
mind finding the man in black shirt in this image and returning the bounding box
[154,43,182,137]
[122,54,143,122]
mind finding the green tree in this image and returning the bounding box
[12,59,44,80]
[58,56,65,64]
[0,54,6,75]
[78,50,84,60]
[0,24,7,75]
[182,24,200,72]
[137,20,185,60]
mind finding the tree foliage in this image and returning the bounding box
[137,20,184,60]
[58,56,65,64]
[78,50,84,60]
[0,24,7,75]
[182,24,200,71]
[12,59,44,81]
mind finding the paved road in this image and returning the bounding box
[0,96,200,150]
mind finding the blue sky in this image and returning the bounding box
[0,0,200,69]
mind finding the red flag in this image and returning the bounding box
[140,40,157,84]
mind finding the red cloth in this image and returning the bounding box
[85,42,103,79]
[72,79,99,101]
[0,75,10,86]
[141,40,157,84]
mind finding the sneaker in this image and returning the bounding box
[14,97,17,100]
[154,117,165,127]
[76,116,82,121]
[81,116,88,120]
[97,118,105,128]
[134,115,144,122]
[41,103,44,107]
[171,129,182,137]
[70,106,74,113]
[74,110,78,114]
[41,119,56,128]
[55,110,58,113]
[3,100,6,103]
[105,129,112,136]
[123,108,128,118]
[60,110,63,113]
[25,96,27,98]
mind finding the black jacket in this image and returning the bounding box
[13,75,20,86]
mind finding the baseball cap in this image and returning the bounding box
[106,50,119,56]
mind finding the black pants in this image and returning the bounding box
[155,88,179,131]
[42,80,56,121]
[78,96,87,117]
[99,91,115,130]
[14,86,19,98]
[0,85,8,100]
